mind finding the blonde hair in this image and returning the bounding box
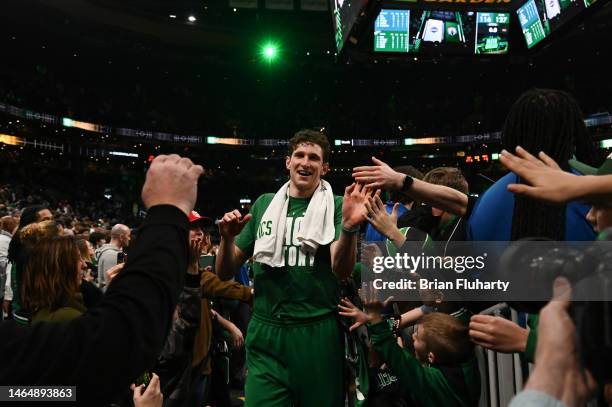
[423,167,469,194]
[19,220,61,246]
[76,238,92,262]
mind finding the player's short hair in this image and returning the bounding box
[419,312,473,365]
[423,167,468,194]
[288,130,331,163]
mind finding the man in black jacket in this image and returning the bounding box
[0,154,203,406]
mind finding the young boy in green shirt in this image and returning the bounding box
[362,294,481,406]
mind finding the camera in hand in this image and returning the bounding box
[499,229,612,383]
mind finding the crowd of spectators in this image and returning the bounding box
[1,88,612,407]
[2,3,612,405]
[0,183,135,233]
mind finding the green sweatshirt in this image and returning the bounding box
[524,314,539,363]
[368,320,481,407]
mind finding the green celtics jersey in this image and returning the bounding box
[235,193,343,320]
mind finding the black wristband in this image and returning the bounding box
[342,224,360,234]
[401,175,414,191]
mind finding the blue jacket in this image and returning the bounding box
[468,172,595,241]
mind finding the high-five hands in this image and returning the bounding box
[500,146,580,204]
[342,183,379,230]
[365,193,401,240]
[360,281,394,324]
[353,157,406,190]
[338,298,370,331]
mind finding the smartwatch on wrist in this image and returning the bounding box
[401,175,414,191]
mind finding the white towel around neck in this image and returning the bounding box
[253,180,336,267]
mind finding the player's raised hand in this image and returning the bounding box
[141,154,203,216]
[218,209,252,239]
[353,157,406,190]
[342,183,378,230]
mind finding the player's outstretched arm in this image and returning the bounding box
[353,157,468,216]
[216,209,250,280]
[331,183,371,279]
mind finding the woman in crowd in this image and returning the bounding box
[21,236,86,322]
[76,237,104,308]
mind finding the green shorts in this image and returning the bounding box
[245,313,344,406]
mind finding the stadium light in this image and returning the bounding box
[259,41,280,64]
[264,46,276,58]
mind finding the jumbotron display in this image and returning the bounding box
[374,9,509,55]
[332,0,369,52]
[475,12,511,54]
[517,0,599,48]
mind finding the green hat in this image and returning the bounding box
[570,153,612,176]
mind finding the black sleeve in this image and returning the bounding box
[0,205,189,406]
[80,280,104,308]
[465,195,478,220]
[397,204,439,234]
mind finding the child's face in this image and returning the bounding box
[412,324,429,363]
[586,204,612,233]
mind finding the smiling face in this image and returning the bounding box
[285,142,329,198]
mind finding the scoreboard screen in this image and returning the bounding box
[516,0,596,48]
[517,0,548,48]
[374,9,410,52]
[374,9,509,55]
[475,12,510,54]
[332,0,369,52]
